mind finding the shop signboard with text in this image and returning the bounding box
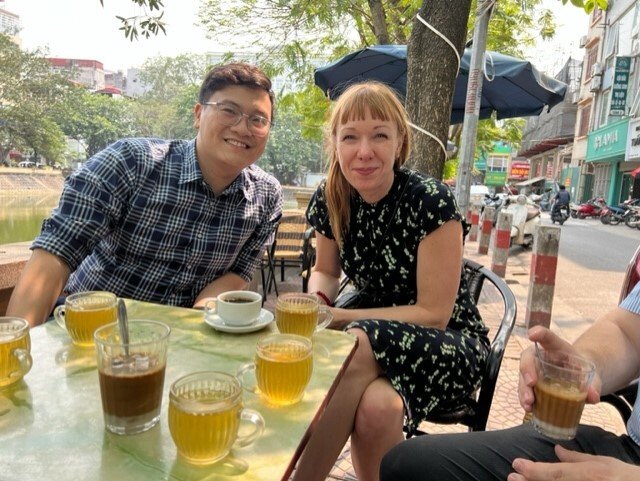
[627,117,640,162]
[586,118,629,162]
[610,56,631,117]
[509,160,530,180]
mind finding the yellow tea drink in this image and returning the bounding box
[169,371,264,465]
[256,335,313,405]
[276,293,319,339]
[56,292,117,347]
[169,398,241,465]
[0,318,32,388]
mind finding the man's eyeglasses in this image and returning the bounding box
[203,101,272,137]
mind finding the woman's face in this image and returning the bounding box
[335,109,403,203]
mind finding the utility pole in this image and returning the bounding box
[455,0,495,214]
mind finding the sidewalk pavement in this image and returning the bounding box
[261,244,627,480]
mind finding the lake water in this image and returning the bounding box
[0,194,60,245]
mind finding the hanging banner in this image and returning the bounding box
[610,56,631,116]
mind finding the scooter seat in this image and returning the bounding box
[526,208,540,221]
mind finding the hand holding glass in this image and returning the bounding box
[532,348,595,440]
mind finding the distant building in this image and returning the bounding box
[124,68,150,98]
[105,70,125,91]
[47,58,105,90]
[0,4,20,45]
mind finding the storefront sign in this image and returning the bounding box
[586,118,629,162]
[627,118,640,161]
[509,160,530,180]
[484,170,507,186]
[610,56,631,116]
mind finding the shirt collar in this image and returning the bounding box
[180,139,252,200]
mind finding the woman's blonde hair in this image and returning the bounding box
[324,81,411,246]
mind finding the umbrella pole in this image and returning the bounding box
[455,0,495,214]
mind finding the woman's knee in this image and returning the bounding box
[354,380,404,438]
[345,328,380,376]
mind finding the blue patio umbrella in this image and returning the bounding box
[314,45,567,124]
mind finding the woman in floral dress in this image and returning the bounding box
[292,82,489,481]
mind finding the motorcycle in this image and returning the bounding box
[571,198,607,219]
[550,202,570,225]
[600,199,640,225]
[503,195,541,248]
[482,192,508,224]
[624,205,640,230]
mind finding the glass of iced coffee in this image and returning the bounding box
[94,320,170,435]
[532,348,595,440]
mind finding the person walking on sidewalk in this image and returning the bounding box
[292,82,489,481]
[8,63,282,327]
[380,282,640,481]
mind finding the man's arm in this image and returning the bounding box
[6,249,71,327]
[192,272,249,308]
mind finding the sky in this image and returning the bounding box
[4,0,590,75]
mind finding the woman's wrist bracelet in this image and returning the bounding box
[311,290,333,307]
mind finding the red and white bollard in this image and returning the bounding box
[491,211,512,278]
[525,225,561,329]
[478,206,495,254]
[468,204,481,242]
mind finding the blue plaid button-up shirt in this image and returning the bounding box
[33,138,282,307]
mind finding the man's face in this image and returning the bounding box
[194,85,272,174]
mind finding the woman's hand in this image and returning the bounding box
[518,327,601,413]
[507,445,640,481]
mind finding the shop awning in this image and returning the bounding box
[514,176,546,187]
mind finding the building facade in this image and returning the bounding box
[47,58,106,91]
[580,1,640,204]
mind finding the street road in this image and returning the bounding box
[538,214,639,328]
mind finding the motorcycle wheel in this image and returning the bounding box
[558,217,566,226]
[626,215,640,228]
[609,215,621,226]
[600,213,611,225]
[570,211,578,218]
[577,213,585,219]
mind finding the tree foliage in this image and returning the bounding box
[0,34,70,163]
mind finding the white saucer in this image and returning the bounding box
[204,309,274,334]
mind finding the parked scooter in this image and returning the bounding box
[571,198,607,219]
[503,195,541,248]
[600,199,640,225]
[624,205,640,230]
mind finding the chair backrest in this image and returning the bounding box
[272,209,308,259]
[462,258,518,431]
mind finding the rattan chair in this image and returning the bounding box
[260,209,309,296]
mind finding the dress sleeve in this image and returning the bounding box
[305,183,335,240]
[411,177,465,241]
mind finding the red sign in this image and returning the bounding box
[510,161,530,180]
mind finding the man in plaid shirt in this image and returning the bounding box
[8,63,283,326]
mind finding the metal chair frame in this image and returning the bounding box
[408,258,518,434]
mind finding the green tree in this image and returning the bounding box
[127,54,206,139]
[262,109,323,185]
[0,34,70,163]
[50,87,137,158]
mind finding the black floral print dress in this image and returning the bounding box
[306,168,490,432]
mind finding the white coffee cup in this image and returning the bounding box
[205,291,262,327]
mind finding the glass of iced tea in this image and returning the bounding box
[169,371,264,465]
[238,333,313,406]
[275,293,332,339]
[0,317,32,388]
[94,319,170,435]
[532,348,595,440]
[54,291,117,347]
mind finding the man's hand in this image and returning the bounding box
[507,445,640,480]
[518,326,601,412]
